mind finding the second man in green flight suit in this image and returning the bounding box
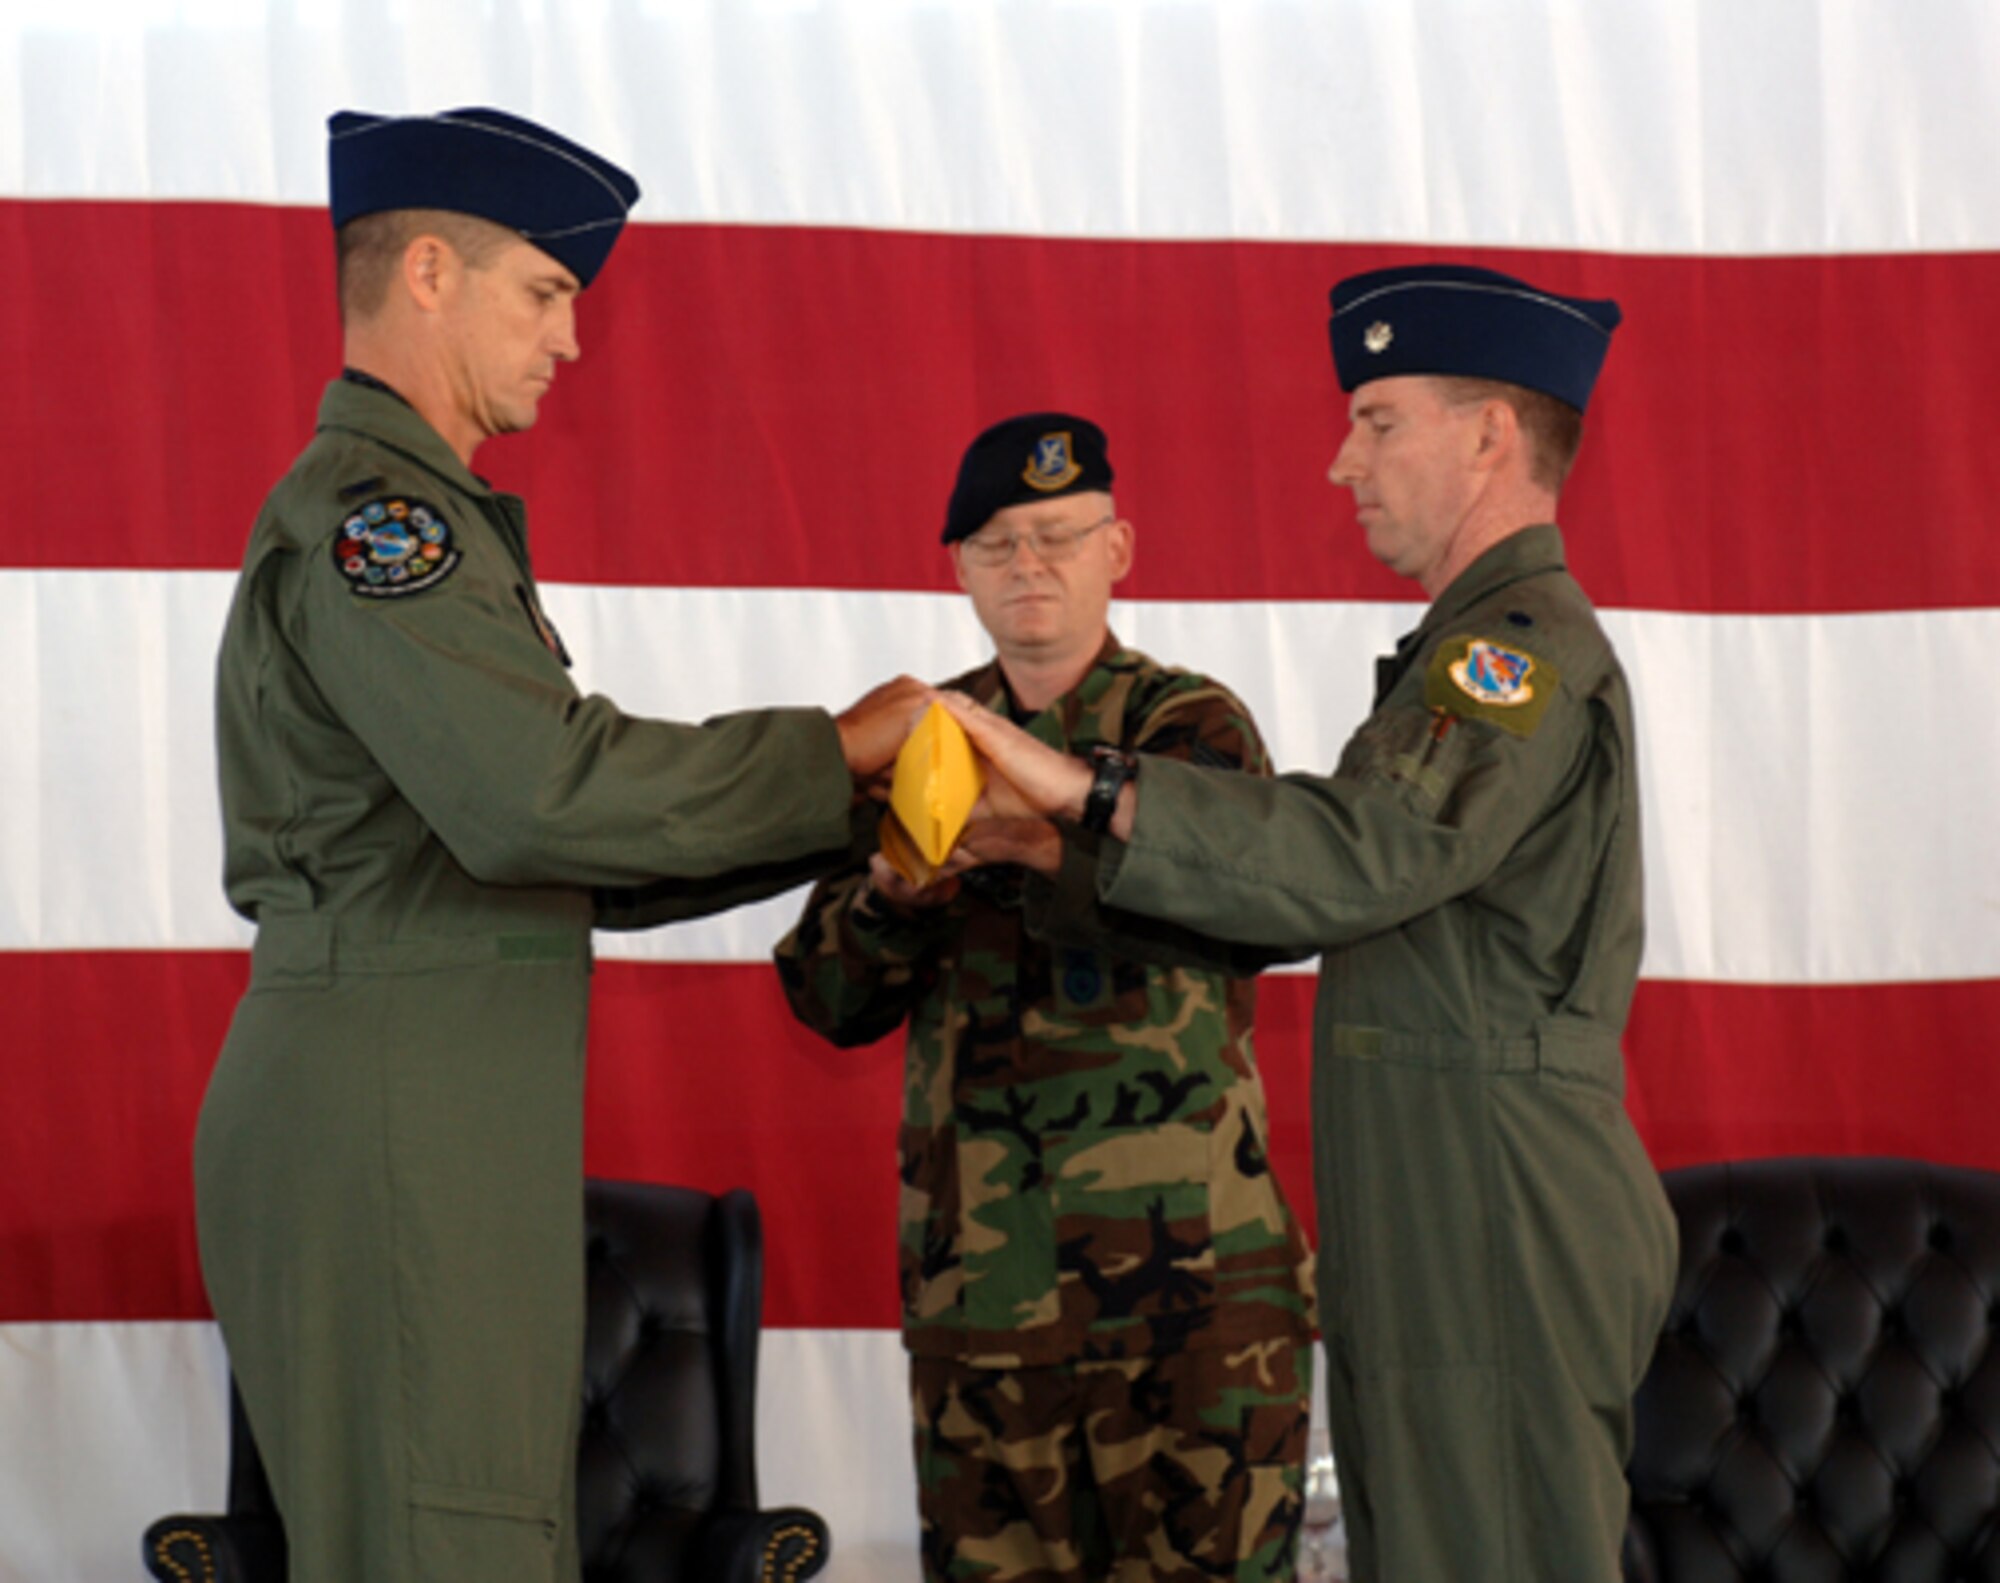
[940,266,1678,1583]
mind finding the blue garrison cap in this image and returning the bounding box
[1328,264,1621,413]
[328,108,640,288]
[943,413,1115,544]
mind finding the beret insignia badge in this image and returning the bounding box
[1364,321,1394,354]
[1022,431,1083,493]
[333,496,461,597]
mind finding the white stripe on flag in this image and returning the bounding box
[4,1,1999,253]
[0,1319,922,1583]
[2,569,1994,984]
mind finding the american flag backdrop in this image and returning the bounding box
[3,3,1998,1577]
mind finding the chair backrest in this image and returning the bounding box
[144,1179,778,1583]
[1626,1157,2000,1582]
[577,1179,764,1576]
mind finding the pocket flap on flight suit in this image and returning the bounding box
[409,1477,560,1524]
[409,1479,562,1577]
[1335,704,1471,821]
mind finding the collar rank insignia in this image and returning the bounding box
[1425,634,1558,737]
[1023,431,1082,492]
[333,496,461,598]
[1364,320,1394,354]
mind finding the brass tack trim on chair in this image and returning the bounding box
[148,1526,215,1583]
[762,1520,824,1583]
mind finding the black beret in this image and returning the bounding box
[1328,264,1621,413]
[942,413,1114,545]
[328,107,640,288]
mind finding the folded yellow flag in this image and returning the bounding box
[880,701,985,886]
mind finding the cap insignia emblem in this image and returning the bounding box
[1364,321,1394,354]
[1023,432,1082,493]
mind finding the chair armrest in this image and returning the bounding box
[1619,1512,1660,1583]
[142,1513,286,1583]
[695,1504,830,1583]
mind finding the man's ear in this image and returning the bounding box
[401,235,453,312]
[1105,518,1136,583]
[1473,397,1519,472]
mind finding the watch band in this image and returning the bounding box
[1081,746,1138,834]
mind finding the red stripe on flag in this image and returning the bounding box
[1625,977,2000,1173]
[3,951,1995,1326]
[6,200,1999,611]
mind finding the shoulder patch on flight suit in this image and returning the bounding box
[331,496,462,597]
[1424,634,1559,737]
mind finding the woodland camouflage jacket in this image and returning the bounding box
[774,638,1315,1367]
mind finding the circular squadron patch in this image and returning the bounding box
[332,496,461,597]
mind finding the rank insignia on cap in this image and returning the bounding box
[1023,432,1082,493]
[1364,321,1394,354]
[332,496,461,597]
[1424,634,1558,737]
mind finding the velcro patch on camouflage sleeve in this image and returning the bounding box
[1423,634,1559,737]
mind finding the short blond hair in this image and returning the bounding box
[1433,376,1585,492]
[335,209,518,323]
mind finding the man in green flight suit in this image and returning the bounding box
[939,267,1678,1581]
[195,107,927,1583]
[774,414,1317,1582]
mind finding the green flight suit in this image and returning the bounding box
[196,378,865,1583]
[1087,526,1677,1582]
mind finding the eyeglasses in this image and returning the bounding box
[957,516,1113,568]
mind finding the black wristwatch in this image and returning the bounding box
[1080,746,1139,834]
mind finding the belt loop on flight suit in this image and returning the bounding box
[1531,1022,1627,1099]
[248,914,336,988]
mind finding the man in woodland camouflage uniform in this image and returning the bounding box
[774,414,1316,1583]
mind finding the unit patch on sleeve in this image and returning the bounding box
[1424,634,1560,737]
[331,497,462,597]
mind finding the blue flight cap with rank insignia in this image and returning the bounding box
[942,412,1115,544]
[328,107,640,287]
[1328,264,1621,413]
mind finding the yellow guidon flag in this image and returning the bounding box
[880,701,986,887]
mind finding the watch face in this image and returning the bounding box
[1082,748,1136,833]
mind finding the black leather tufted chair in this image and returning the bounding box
[143,1178,829,1583]
[1624,1157,2000,1582]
